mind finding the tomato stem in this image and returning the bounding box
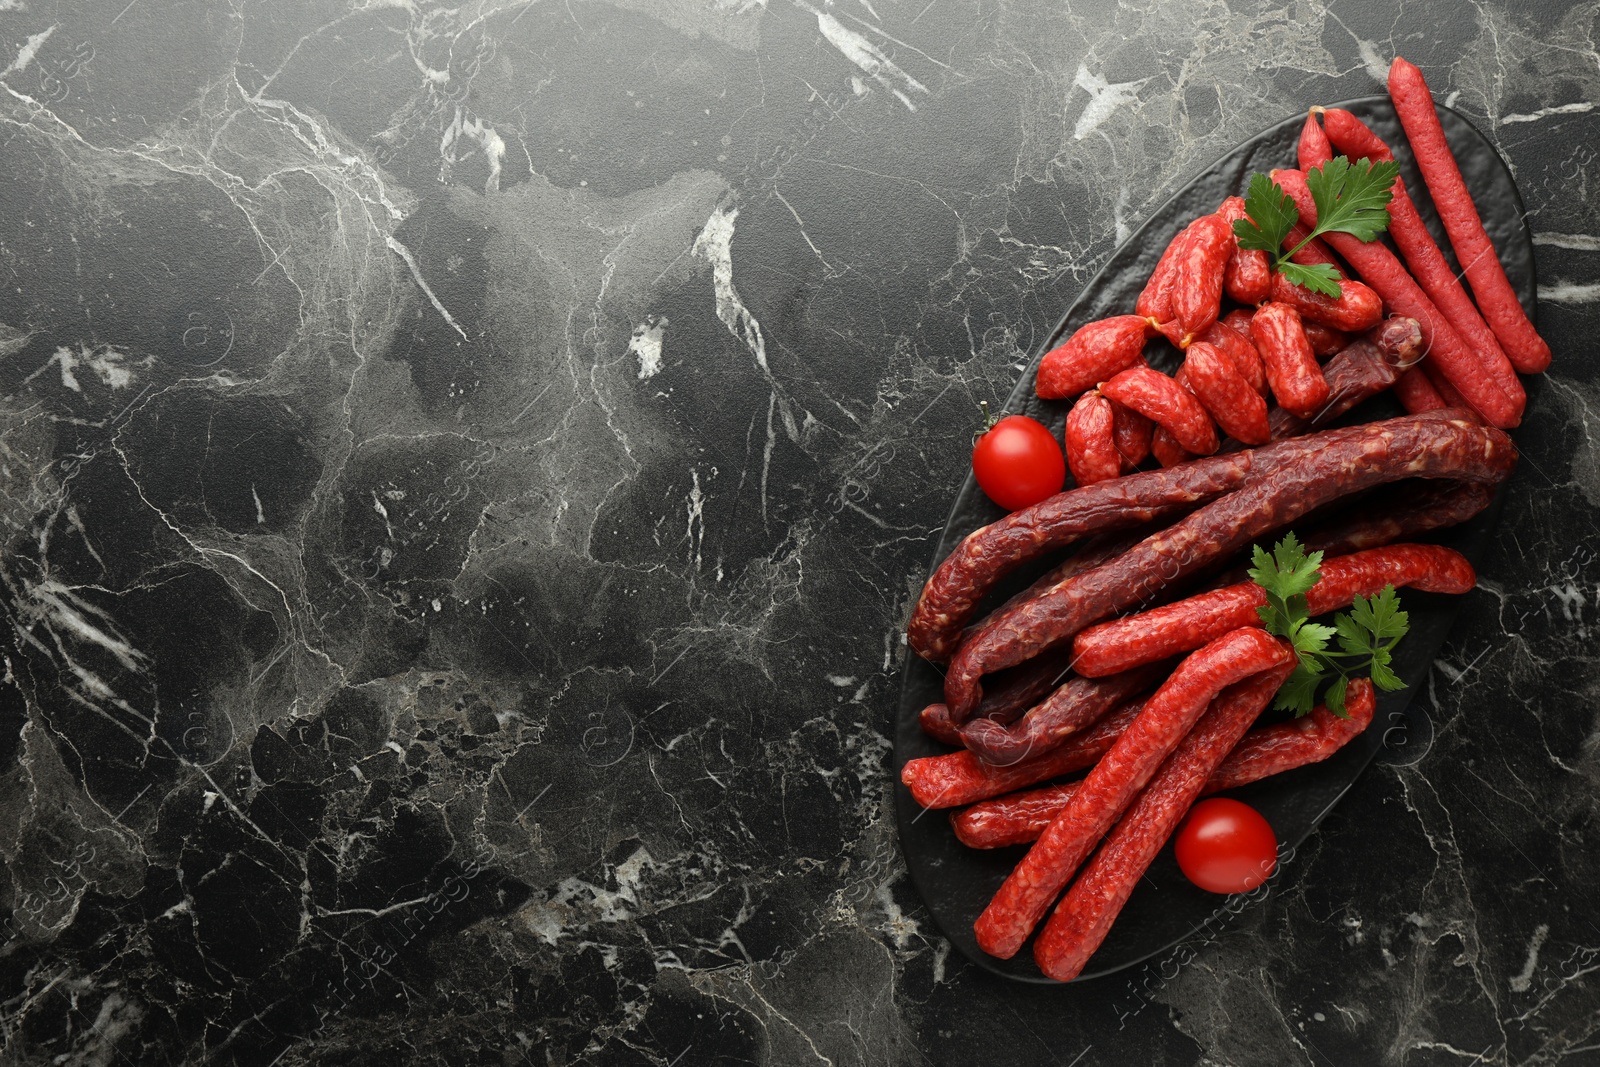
[973,400,1000,447]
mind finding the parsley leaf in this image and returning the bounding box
[1277,259,1343,298]
[1234,173,1299,254]
[1306,156,1401,244]
[1236,155,1400,299]
[1249,534,1412,716]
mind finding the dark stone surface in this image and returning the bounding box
[1,2,1597,1063]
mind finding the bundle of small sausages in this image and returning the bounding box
[898,58,1549,982]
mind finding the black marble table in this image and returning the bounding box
[2,2,1598,1064]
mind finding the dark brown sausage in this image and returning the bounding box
[941,413,1517,717]
[901,700,1144,809]
[906,455,1255,664]
[959,665,1163,765]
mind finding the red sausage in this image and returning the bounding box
[1216,196,1271,305]
[1393,365,1448,413]
[1033,668,1359,981]
[1149,425,1192,468]
[1206,678,1376,790]
[1321,107,1525,390]
[1037,315,1153,400]
[1183,341,1270,445]
[1302,321,1349,358]
[1388,59,1550,372]
[953,677,1379,848]
[1136,226,1195,328]
[1070,543,1477,678]
[901,701,1144,809]
[1064,391,1121,487]
[1108,400,1154,471]
[1272,168,1525,429]
[1168,215,1234,344]
[1297,108,1334,172]
[1100,366,1219,456]
[1421,362,1478,419]
[1250,301,1330,420]
[1198,320,1268,396]
[1269,271,1384,333]
[973,629,1295,959]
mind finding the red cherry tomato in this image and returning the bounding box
[1173,798,1278,894]
[972,413,1066,511]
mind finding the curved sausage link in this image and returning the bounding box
[906,454,1255,664]
[1184,340,1270,446]
[1269,271,1384,333]
[1036,315,1153,400]
[1064,390,1121,487]
[1250,301,1330,420]
[1216,196,1271,305]
[1100,365,1219,456]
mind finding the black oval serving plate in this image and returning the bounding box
[893,97,1539,984]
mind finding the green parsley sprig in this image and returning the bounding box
[1232,155,1401,299]
[1248,533,1411,716]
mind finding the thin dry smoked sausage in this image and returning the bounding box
[941,413,1516,717]
[973,629,1294,959]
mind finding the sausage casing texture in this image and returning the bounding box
[1388,59,1550,372]
[1297,108,1334,171]
[1251,301,1331,420]
[906,456,1255,664]
[1269,272,1384,333]
[1109,400,1154,471]
[941,413,1517,717]
[973,629,1294,959]
[1136,225,1196,326]
[959,665,1162,766]
[1216,196,1271,305]
[1033,662,1301,980]
[1168,215,1234,343]
[1037,315,1153,400]
[1101,365,1219,456]
[902,701,1144,809]
[1184,340,1271,445]
[918,643,1080,745]
[1301,480,1494,557]
[1302,321,1349,358]
[1199,320,1268,396]
[1149,425,1193,468]
[1070,543,1476,678]
[1206,679,1376,790]
[952,677,1376,849]
[1263,333,1405,440]
[1064,391,1122,487]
